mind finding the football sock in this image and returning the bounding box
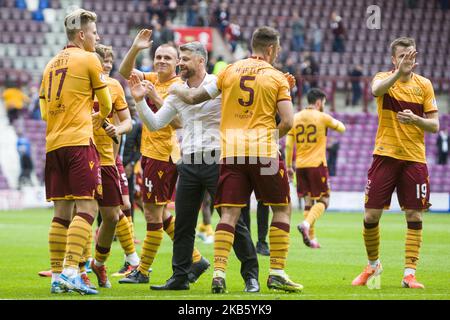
[205,224,214,236]
[63,213,94,269]
[137,223,163,276]
[214,223,235,274]
[198,223,207,233]
[269,222,290,270]
[363,221,380,263]
[163,215,175,240]
[49,217,70,274]
[303,206,315,239]
[405,221,422,272]
[123,209,134,239]
[94,245,111,266]
[79,227,93,271]
[125,252,140,266]
[305,202,325,230]
[116,213,136,256]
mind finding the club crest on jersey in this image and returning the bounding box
[321,177,326,183]
[147,192,152,199]
[412,87,423,97]
[421,198,427,206]
[280,169,284,178]
[89,161,94,170]
[158,171,164,178]
[97,184,103,196]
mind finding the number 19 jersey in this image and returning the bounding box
[288,109,340,168]
[216,57,291,159]
[40,45,107,152]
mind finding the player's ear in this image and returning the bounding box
[79,30,85,41]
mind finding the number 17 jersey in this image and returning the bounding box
[215,57,291,159]
[40,45,107,153]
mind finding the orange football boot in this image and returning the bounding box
[351,263,383,286]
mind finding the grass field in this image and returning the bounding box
[0,208,449,300]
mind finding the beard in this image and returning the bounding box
[180,67,195,80]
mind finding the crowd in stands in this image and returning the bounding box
[1,0,449,191]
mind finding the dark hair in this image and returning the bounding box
[390,37,416,56]
[307,88,326,104]
[251,26,280,52]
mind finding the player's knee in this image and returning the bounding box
[405,209,423,222]
[220,208,241,227]
[364,208,383,223]
[272,204,291,220]
[318,197,329,209]
[75,199,98,215]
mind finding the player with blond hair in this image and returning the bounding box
[39,8,111,295]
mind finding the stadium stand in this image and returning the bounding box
[0,0,448,194]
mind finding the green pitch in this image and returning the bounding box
[0,208,449,300]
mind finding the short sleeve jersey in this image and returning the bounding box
[288,109,340,168]
[40,45,107,153]
[141,72,182,162]
[93,76,128,166]
[372,71,438,163]
[216,57,292,159]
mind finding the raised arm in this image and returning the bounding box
[372,50,417,97]
[119,29,153,80]
[169,76,221,105]
[330,118,346,133]
[128,73,177,131]
[168,84,211,105]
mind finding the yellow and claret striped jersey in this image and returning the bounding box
[141,72,182,162]
[288,109,345,168]
[373,71,438,163]
[93,76,128,166]
[216,57,292,158]
[40,45,107,152]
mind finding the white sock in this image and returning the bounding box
[51,272,60,283]
[61,267,78,278]
[369,259,380,268]
[404,268,415,277]
[126,252,140,266]
[302,221,311,229]
[269,268,287,277]
[213,270,226,279]
[94,259,104,267]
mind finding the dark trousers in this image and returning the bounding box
[172,154,258,282]
[438,151,448,165]
[241,200,269,243]
[127,172,136,220]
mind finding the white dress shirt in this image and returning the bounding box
[136,73,221,155]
